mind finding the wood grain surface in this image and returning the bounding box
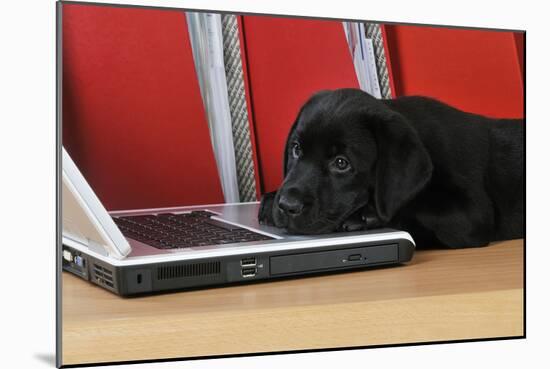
[62,239,524,365]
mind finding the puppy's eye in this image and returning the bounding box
[292,142,302,159]
[333,157,351,171]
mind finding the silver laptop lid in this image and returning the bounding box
[62,147,131,259]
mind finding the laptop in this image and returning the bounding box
[62,147,415,296]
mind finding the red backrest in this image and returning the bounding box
[384,25,524,118]
[62,4,224,210]
[241,16,359,193]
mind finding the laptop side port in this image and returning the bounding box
[240,257,257,267]
[63,250,73,263]
[62,246,88,278]
[241,267,257,278]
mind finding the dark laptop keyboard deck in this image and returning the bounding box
[112,211,273,249]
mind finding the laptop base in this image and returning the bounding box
[62,235,414,296]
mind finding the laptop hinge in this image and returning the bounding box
[87,238,109,257]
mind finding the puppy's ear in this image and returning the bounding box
[258,191,277,225]
[372,112,432,222]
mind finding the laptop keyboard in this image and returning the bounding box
[112,211,273,249]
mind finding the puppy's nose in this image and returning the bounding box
[278,195,304,215]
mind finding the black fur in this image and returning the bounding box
[258,88,524,249]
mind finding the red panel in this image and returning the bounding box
[62,4,224,210]
[384,25,524,119]
[242,16,359,193]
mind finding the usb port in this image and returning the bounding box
[241,267,257,278]
[240,257,257,267]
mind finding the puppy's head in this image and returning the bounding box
[272,89,432,234]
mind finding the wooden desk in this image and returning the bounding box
[62,239,524,366]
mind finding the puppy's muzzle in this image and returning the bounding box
[277,186,311,218]
[278,195,304,216]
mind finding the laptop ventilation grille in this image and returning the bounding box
[92,263,114,289]
[157,261,221,280]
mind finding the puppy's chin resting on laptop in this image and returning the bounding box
[257,88,524,249]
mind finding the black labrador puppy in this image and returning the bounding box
[258,88,524,248]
